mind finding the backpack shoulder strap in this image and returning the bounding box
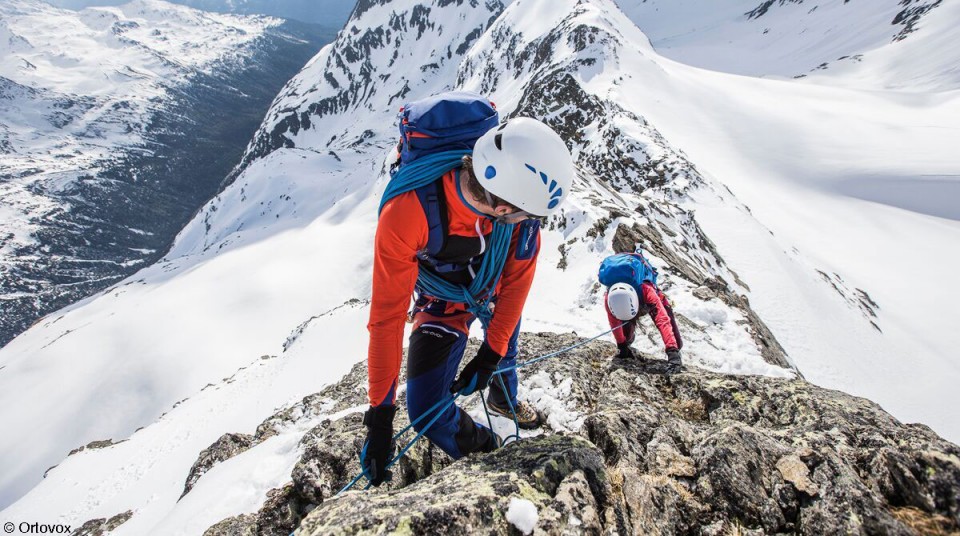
[413,179,448,257]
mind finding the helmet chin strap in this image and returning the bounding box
[484,187,535,224]
[483,189,505,222]
[483,189,496,211]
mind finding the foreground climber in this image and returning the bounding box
[600,251,684,373]
[362,92,575,486]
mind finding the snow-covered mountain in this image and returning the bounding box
[1,0,957,532]
[44,0,356,27]
[0,0,332,347]
[157,0,354,27]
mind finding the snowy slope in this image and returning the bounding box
[0,0,329,346]
[803,0,960,90]
[2,0,958,532]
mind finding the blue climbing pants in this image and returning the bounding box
[405,315,521,458]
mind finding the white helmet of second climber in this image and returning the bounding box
[607,283,639,321]
[471,117,574,216]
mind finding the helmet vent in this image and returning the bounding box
[494,133,503,150]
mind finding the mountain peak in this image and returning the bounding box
[240,0,505,171]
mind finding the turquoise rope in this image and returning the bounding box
[379,150,515,326]
[379,150,471,215]
[414,221,513,326]
[492,373,521,444]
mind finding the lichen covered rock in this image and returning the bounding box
[299,434,612,535]
[202,333,959,535]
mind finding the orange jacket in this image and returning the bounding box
[367,170,540,406]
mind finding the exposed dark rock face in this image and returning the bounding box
[0,21,333,348]
[746,0,806,20]
[892,0,944,41]
[204,514,258,536]
[181,432,256,498]
[200,333,959,535]
[67,438,125,456]
[70,510,133,536]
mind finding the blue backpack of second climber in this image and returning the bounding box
[598,251,659,289]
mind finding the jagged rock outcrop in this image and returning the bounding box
[240,0,505,170]
[201,333,959,535]
[610,221,791,370]
[181,432,255,498]
[299,434,612,534]
[70,510,133,536]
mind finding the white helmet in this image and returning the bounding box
[471,117,574,216]
[607,283,639,321]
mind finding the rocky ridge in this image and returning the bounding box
[457,0,794,369]
[190,333,960,535]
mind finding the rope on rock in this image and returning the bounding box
[335,323,623,497]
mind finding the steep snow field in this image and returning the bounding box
[615,0,958,89]
[1,0,957,531]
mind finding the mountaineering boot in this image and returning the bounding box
[665,348,683,374]
[616,342,643,361]
[480,427,501,452]
[486,395,543,430]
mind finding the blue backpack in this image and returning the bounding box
[381,91,499,212]
[598,252,659,290]
[386,91,500,268]
[394,91,499,168]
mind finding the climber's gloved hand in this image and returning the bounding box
[361,404,397,487]
[665,348,683,374]
[616,342,637,360]
[450,342,501,396]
